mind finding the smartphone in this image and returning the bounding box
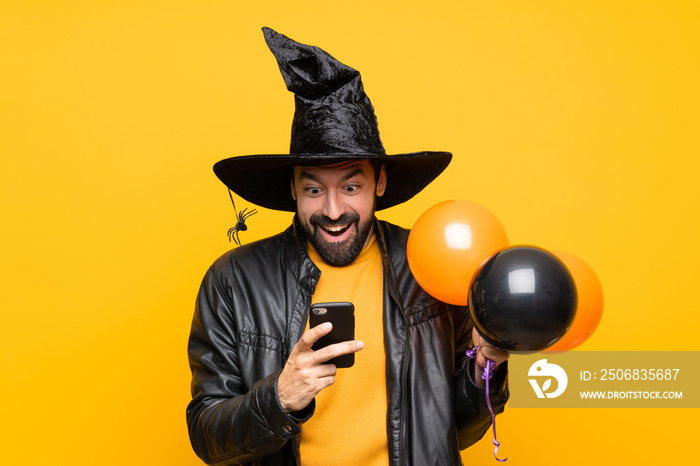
[309,302,355,368]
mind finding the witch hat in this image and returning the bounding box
[213,27,452,212]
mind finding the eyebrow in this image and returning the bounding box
[340,168,364,182]
[298,171,321,183]
[298,168,366,183]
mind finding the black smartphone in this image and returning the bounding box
[309,302,355,368]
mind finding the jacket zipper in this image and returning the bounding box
[399,309,409,466]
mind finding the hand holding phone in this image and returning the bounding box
[278,306,362,412]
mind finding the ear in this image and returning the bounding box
[375,165,387,197]
[290,177,297,201]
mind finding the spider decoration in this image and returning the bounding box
[227,189,257,246]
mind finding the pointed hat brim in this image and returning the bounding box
[214,150,452,212]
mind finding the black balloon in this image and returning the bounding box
[469,246,577,352]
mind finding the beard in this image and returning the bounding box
[301,208,376,267]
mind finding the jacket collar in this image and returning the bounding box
[284,215,321,293]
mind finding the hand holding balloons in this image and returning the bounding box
[407,200,602,463]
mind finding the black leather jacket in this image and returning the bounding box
[187,218,508,466]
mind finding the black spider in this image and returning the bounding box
[227,189,257,246]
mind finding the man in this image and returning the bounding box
[187,28,508,466]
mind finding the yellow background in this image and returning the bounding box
[1,1,698,464]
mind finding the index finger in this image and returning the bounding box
[296,322,333,351]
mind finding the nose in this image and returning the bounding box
[322,190,344,220]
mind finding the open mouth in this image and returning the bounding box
[320,223,352,237]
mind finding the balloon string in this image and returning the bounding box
[466,346,507,462]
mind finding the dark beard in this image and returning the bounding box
[303,211,375,267]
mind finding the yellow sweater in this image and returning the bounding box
[300,235,389,466]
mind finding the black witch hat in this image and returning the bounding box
[213,27,452,212]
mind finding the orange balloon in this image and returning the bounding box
[407,200,509,305]
[546,251,604,351]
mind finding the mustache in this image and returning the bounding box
[309,212,360,228]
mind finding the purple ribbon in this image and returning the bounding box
[466,346,507,462]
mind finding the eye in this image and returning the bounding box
[304,186,323,196]
[342,184,360,194]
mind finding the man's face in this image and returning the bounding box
[292,160,386,267]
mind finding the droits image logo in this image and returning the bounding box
[528,359,568,398]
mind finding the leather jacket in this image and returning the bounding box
[187,218,508,466]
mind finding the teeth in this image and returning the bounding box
[324,225,347,232]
